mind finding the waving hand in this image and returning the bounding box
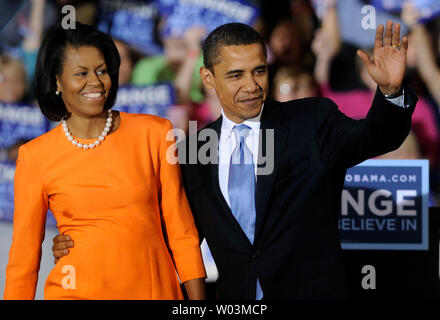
[357,21,408,95]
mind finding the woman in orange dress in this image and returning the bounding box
[3,22,206,300]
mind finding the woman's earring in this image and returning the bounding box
[55,90,60,95]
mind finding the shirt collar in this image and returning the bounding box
[220,104,264,139]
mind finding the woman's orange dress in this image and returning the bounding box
[3,112,206,299]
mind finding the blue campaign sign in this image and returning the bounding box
[97,0,162,55]
[339,159,429,250]
[157,0,260,38]
[0,102,49,149]
[372,0,440,23]
[0,161,15,222]
[113,83,176,118]
[0,161,57,228]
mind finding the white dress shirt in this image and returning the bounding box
[218,105,264,207]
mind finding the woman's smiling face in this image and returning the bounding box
[56,45,112,118]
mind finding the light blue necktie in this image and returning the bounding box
[228,124,263,300]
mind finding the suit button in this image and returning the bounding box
[252,251,260,258]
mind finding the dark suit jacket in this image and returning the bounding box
[179,86,418,299]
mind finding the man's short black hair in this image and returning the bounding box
[203,23,267,73]
[35,22,120,122]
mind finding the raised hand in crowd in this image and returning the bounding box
[169,26,207,133]
[23,0,46,53]
[401,0,440,106]
[311,0,341,85]
[174,26,207,105]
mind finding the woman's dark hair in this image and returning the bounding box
[203,23,267,73]
[35,22,120,121]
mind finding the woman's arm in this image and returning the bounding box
[183,278,206,300]
[157,120,207,298]
[4,145,48,300]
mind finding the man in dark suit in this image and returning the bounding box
[52,21,417,299]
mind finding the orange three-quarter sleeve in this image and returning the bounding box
[4,145,48,300]
[158,120,206,283]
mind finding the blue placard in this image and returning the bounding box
[157,0,259,38]
[372,0,440,23]
[113,83,176,118]
[97,0,162,55]
[0,161,15,222]
[339,159,429,250]
[0,102,49,149]
[0,160,57,227]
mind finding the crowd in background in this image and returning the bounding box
[1,0,440,203]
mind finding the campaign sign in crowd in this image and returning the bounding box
[112,83,176,117]
[158,0,259,37]
[373,0,440,22]
[339,159,429,250]
[0,102,49,149]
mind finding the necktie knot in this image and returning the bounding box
[232,124,251,144]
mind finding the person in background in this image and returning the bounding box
[312,1,437,164]
[268,19,306,68]
[267,17,314,84]
[0,0,46,103]
[131,26,206,133]
[0,54,28,103]
[113,39,135,86]
[191,87,223,131]
[400,1,440,203]
[20,0,46,92]
[272,66,319,102]
[401,2,440,109]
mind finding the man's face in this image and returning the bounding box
[201,43,268,123]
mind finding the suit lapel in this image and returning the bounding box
[254,102,288,243]
[205,117,253,247]
[208,116,230,213]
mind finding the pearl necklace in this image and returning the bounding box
[62,110,112,149]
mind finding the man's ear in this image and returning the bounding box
[200,66,215,90]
